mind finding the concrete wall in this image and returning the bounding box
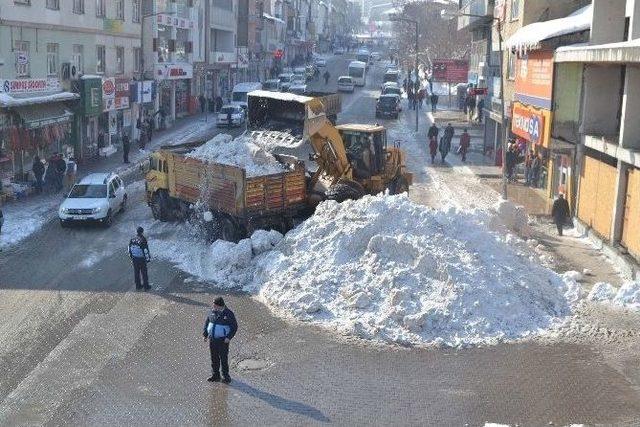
[581,65,623,137]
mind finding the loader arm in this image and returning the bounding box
[308,121,353,187]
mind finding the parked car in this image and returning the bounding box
[371,52,382,61]
[337,76,355,93]
[59,173,127,227]
[334,47,345,55]
[278,73,295,91]
[382,82,402,98]
[383,70,401,85]
[376,94,401,119]
[217,104,246,127]
[291,74,306,87]
[314,58,327,67]
[263,79,281,92]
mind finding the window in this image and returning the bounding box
[96,45,106,73]
[72,44,84,75]
[46,0,59,9]
[73,0,84,13]
[47,43,59,76]
[510,0,519,20]
[507,51,516,80]
[14,0,31,5]
[132,0,140,22]
[96,0,105,17]
[116,0,124,19]
[14,40,30,77]
[133,47,142,73]
[116,46,125,74]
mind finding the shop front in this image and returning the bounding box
[131,80,155,143]
[511,101,552,191]
[75,76,103,160]
[0,78,78,189]
[577,150,617,240]
[154,63,193,128]
[100,77,131,156]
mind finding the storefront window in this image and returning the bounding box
[157,25,171,63]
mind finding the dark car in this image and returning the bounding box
[376,94,401,119]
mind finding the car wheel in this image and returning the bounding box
[103,209,113,228]
[120,194,128,213]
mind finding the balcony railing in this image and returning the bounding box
[457,0,494,31]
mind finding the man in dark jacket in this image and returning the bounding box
[203,297,238,383]
[32,155,44,193]
[128,226,151,290]
[551,193,571,236]
[122,134,131,163]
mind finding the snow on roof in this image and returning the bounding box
[555,38,640,63]
[247,90,313,103]
[505,5,592,53]
[0,91,80,108]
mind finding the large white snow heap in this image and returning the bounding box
[187,133,285,177]
[251,194,580,347]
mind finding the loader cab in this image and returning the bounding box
[335,124,386,179]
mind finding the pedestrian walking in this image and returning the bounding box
[430,93,439,113]
[466,95,476,121]
[97,131,105,149]
[44,156,56,193]
[524,150,534,185]
[55,154,66,193]
[506,145,518,182]
[32,155,44,194]
[476,98,485,123]
[439,135,451,164]
[203,297,238,384]
[63,157,77,193]
[128,226,151,290]
[551,193,571,236]
[459,129,471,162]
[323,70,330,85]
[122,134,131,163]
[199,94,206,113]
[215,96,224,113]
[429,136,438,164]
[417,89,425,109]
[530,154,542,188]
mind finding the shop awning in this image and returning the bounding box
[15,103,74,129]
[555,38,640,63]
[0,91,79,108]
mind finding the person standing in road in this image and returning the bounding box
[128,226,151,291]
[459,129,471,162]
[323,70,331,85]
[122,133,131,164]
[551,193,571,236]
[203,297,238,384]
[430,93,439,113]
[32,155,44,194]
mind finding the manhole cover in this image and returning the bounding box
[237,358,270,371]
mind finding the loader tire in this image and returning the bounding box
[325,180,365,203]
[388,175,410,195]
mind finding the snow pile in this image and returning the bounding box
[187,133,285,177]
[251,194,580,347]
[586,281,640,310]
[491,200,531,236]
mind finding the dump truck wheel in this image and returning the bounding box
[151,191,171,221]
[220,217,241,243]
[325,180,365,203]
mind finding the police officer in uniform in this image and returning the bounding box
[128,226,151,290]
[203,297,238,383]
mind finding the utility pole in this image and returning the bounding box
[389,15,419,132]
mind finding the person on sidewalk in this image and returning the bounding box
[199,94,206,113]
[128,226,151,291]
[54,154,67,193]
[215,96,223,113]
[122,134,131,164]
[552,193,571,236]
[203,297,238,384]
[417,88,425,109]
[32,155,44,194]
[439,136,451,164]
[524,150,535,186]
[429,136,438,164]
[530,154,542,188]
[466,95,476,121]
[64,157,77,193]
[430,93,439,113]
[476,98,485,123]
[459,129,471,162]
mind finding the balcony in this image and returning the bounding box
[457,0,494,31]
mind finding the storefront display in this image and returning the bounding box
[175,80,190,117]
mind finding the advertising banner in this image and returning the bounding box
[515,51,554,109]
[0,78,61,94]
[432,60,469,83]
[512,102,546,144]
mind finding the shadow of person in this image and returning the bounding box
[230,379,330,423]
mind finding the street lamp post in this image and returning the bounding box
[390,15,419,132]
[441,10,508,200]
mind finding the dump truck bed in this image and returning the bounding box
[305,91,341,117]
[164,150,307,218]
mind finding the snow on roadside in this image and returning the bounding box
[187,133,285,177]
[154,193,583,348]
[0,195,60,249]
[587,281,640,310]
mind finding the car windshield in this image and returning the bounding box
[379,97,396,106]
[68,184,107,198]
[264,81,278,89]
[384,88,402,96]
[232,92,248,102]
[221,106,237,114]
[338,78,352,84]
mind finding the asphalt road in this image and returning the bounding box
[1,56,640,426]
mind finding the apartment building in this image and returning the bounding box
[0,0,141,173]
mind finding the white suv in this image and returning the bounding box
[59,173,127,227]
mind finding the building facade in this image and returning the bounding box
[0,0,141,178]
